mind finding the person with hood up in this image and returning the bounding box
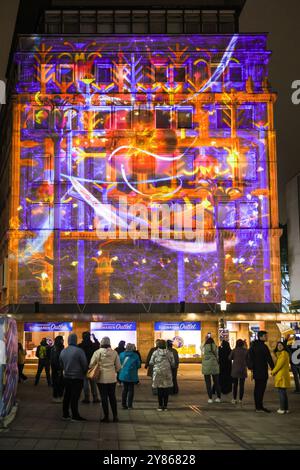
[218,340,232,396]
[271,341,291,414]
[167,340,179,394]
[119,343,141,409]
[78,331,100,403]
[229,339,248,405]
[50,335,64,402]
[202,336,221,403]
[89,336,121,422]
[35,338,51,386]
[59,334,88,421]
[247,330,274,413]
[149,339,175,411]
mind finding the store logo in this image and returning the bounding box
[291,340,300,366]
[0,80,5,105]
[291,80,300,105]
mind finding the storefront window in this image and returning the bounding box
[90,322,137,349]
[24,322,73,359]
[154,322,201,358]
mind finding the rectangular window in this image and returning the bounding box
[63,10,79,34]
[177,109,193,129]
[184,10,201,33]
[150,11,165,34]
[115,10,131,33]
[34,109,50,130]
[216,107,231,130]
[28,155,52,183]
[218,203,236,228]
[167,10,183,33]
[219,11,235,33]
[95,65,112,83]
[140,63,152,84]
[80,10,97,33]
[20,63,34,82]
[173,66,186,83]
[58,65,74,83]
[132,10,148,34]
[239,203,258,228]
[97,10,114,33]
[156,108,171,129]
[115,108,132,129]
[94,110,111,130]
[237,107,253,129]
[155,66,168,83]
[29,203,51,230]
[54,204,73,230]
[45,10,61,34]
[202,10,218,33]
[229,65,243,82]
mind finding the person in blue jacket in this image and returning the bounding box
[119,343,141,409]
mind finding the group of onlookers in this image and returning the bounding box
[17,329,300,420]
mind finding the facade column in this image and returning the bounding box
[201,320,218,345]
[137,321,154,362]
[265,321,281,351]
[72,321,90,343]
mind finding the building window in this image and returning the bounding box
[132,10,148,34]
[219,11,235,33]
[155,66,168,83]
[229,65,243,82]
[95,65,112,83]
[177,109,193,129]
[63,10,79,34]
[34,109,50,130]
[20,63,34,82]
[237,107,253,129]
[184,10,201,33]
[140,63,152,84]
[97,10,114,33]
[58,65,74,83]
[167,10,183,34]
[115,10,131,33]
[150,10,165,34]
[80,10,96,33]
[239,203,258,228]
[94,110,111,130]
[29,203,51,230]
[202,10,218,33]
[45,10,61,34]
[216,107,231,130]
[218,203,236,228]
[173,66,186,82]
[115,108,132,129]
[156,108,171,129]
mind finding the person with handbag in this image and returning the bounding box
[201,336,221,403]
[119,343,141,409]
[89,336,121,423]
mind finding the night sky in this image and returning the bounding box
[0,0,299,222]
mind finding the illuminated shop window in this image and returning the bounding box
[177,109,193,129]
[97,11,114,34]
[202,10,218,33]
[184,10,201,34]
[219,11,235,33]
[229,64,243,82]
[237,106,254,129]
[115,10,131,33]
[173,66,186,82]
[155,108,171,129]
[218,202,236,228]
[45,10,61,34]
[115,107,132,129]
[167,10,183,34]
[58,65,74,83]
[154,66,168,83]
[80,11,97,33]
[29,203,51,230]
[132,10,148,34]
[62,11,79,34]
[95,64,112,83]
[34,109,50,130]
[150,11,165,34]
[94,110,111,130]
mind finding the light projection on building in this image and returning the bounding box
[8,34,281,304]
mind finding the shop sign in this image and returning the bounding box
[91,322,136,331]
[154,322,201,331]
[24,322,73,332]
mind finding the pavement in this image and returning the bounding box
[0,364,300,450]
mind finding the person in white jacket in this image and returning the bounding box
[89,336,121,422]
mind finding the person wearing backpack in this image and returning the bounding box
[35,338,51,386]
[119,343,141,409]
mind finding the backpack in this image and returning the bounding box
[38,345,47,359]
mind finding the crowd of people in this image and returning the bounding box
[17,329,300,422]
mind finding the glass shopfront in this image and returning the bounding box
[24,322,73,359]
[90,322,137,349]
[154,322,201,358]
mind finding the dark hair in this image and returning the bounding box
[82,331,90,340]
[205,337,215,345]
[274,341,288,353]
[157,339,167,349]
[54,335,64,347]
[236,339,245,348]
[258,330,267,339]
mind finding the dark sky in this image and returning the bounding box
[0,0,300,222]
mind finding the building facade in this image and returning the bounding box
[0,1,289,360]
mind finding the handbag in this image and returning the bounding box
[87,354,102,381]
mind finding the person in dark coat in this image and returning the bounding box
[229,339,248,404]
[115,340,126,384]
[218,340,232,395]
[167,340,179,394]
[247,330,274,413]
[78,331,100,403]
[35,338,51,386]
[50,335,64,402]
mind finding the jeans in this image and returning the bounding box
[18,364,27,382]
[157,387,169,409]
[278,388,289,411]
[97,383,118,419]
[35,359,51,386]
[254,378,268,410]
[122,382,135,408]
[83,377,98,401]
[232,378,245,401]
[291,364,300,392]
[204,374,221,399]
[51,367,64,398]
[63,378,83,419]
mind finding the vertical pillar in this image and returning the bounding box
[17,321,24,344]
[265,321,281,351]
[72,321,90,342]
[201,321,218,345]
[136,321,154,362]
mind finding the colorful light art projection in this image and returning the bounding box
[9,34,280,304]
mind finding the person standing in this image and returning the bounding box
[60,334,88,421]
[119,343,141,409]
[167,340,179,394]
[50,335,64,402]
[34,338,51,386]
[202,337,221,403]
[89,336,121,423]
[78,331,100,403]
[271,341,291,414]
[229,339,248,404]
[18,342,27,383]
[149,339,175,411]
[115,340,126,384]
[145,339,160,394]
[218,340,232,396]
[247,330,274,413]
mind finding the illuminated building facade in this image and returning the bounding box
[0,1,288,358]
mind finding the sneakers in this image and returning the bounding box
[208,399,213,404]
[157,408,163,411]
[262,407,271,413]
[277,409,285,415]
[214,398,221,403]
[231,399,237,404]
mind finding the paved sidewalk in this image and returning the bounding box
[0,365,300,450]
